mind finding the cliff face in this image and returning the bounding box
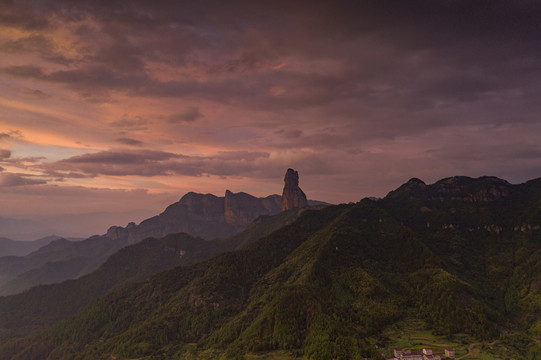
[135,192,230,241]
[224,190,281,227]
[107,190,282,243]
[107,169,313,243]
[281,168,308,211]
[0,170,317,297]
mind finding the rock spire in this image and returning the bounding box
[281,168,308,211]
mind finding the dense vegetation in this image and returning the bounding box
[1,176,540,359]
[0,208,304,342]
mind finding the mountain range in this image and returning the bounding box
[0,217,58,242]
[0,207,307,342]
[0,235,64,257]
[0,175,323,296]
[0,175,539,359]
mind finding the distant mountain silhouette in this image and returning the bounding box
[0,217,57,242]
[105,190,282,243]
[0,235,62,257]
[0,207,307,340]
[0,183,324,296]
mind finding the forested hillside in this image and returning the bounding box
[0,207,306,342]
[1,176,540,359]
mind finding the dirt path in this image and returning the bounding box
[456,340,498,360]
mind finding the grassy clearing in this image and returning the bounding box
[381,318,464,357]
[379,317,505,359]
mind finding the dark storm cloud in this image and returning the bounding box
[1,152,47,174]
[43,149,183,177]
[0,173,46,187]
[5,1,541,63]
[274,129,303,139]
[167,107,203,123]
[0,0,50,30]
[0,34,72,65]
[4,0,540,140]
[1,64,235,99]
[115,138,143,146]
[2,65,45,79]
[89,37,146,73]
[429,141,541,163]
[41,149,271,178]
[2,65,146,94]
[2,0,541,198]
[47,66,146,89]
[60,149,180,164]
[3,0,540,130]
[19,88,51,99]
[109,117,149,130]
[267,128,349,150]
[0,150,12,159]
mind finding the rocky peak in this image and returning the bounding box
[106,225,125,241]
[385,176,513,203]
[431,176,511,202]
[178,192,216,206]
[407,177,426,186]
[281,168,308,211]
[384,177,428,200]
[405,178,427,190]
[224,190,281,227]
[224,190,256,226]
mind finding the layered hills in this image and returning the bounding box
[0,188,307,296]
[0,235,63,257]
[0,217,56,242]
[1,175,540,359]
[0,207,306,341]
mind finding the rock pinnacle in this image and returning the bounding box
[281,168,308,211]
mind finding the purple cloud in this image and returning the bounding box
[0,150,11,159]
[39,149,273,178]
[0,173,46,187]
[115,138,144,146]
[167,107,204,123]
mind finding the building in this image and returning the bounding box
[393,348,442,360]
[444,348,455,358]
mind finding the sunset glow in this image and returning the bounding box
[1,1,540,236]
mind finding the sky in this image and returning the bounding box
[1,0,541,236]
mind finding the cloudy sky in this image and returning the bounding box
[1,0,541,235]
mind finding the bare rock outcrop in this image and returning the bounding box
[224,190,281,227]
[106,191,282,243]
[281,168,308,211]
